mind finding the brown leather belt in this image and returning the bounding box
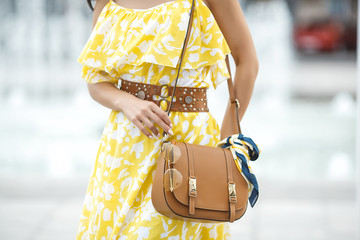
[119,79,209,112]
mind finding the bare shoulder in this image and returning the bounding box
[199,0,258,65]
[201,0,235,11]
[93,0,110,12]
[95,0,110,5]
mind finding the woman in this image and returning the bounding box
[76,0,259,239]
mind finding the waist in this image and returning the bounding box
[119,79,209,112]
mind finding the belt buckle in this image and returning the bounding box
[160,84,170,98]
[158,84,170,111]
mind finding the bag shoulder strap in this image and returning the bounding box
[225,55,242,134]
[165,0,241,136]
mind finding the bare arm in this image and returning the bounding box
[84,0,173,139]
[205,0,259,139]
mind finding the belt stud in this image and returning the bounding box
[137,90,146,100]
[185,96,193,104]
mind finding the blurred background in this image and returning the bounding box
[0,0,357,239]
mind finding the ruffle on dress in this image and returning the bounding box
[78,0,232,88]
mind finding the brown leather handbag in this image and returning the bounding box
[151,0,259,223]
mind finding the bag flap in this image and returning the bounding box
[171,141,248,211]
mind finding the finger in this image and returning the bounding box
[149,103,173,129]
[147,111,172,136]
[133,119,154,139]
[140,116,159,137]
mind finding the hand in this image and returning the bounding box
[120,94,173,139]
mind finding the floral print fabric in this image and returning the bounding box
[76,0,232,239]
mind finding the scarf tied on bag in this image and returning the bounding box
[216,133,261,207]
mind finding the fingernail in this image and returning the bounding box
[149,135,153,139]
[157,133,160,137]
[169,130,174,135]
[170,123,173,128]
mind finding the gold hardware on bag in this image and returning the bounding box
[228,183,237,203]
[189,177,197,197]
[234,99,240,109]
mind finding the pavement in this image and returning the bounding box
[0,176,356,240]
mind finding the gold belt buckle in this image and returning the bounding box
[159,99,169,111]
[160,84,170,98]
[158,84,171,111]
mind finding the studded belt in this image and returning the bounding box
[119,79,209,112]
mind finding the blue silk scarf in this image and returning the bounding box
[216,134,261,207]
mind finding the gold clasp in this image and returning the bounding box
[189,177,197,197]
[228,183,237,203]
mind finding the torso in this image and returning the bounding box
[112,0,210,11]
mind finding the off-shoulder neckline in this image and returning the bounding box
[110,0,184,12]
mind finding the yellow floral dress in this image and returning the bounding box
[76,0,232,239]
